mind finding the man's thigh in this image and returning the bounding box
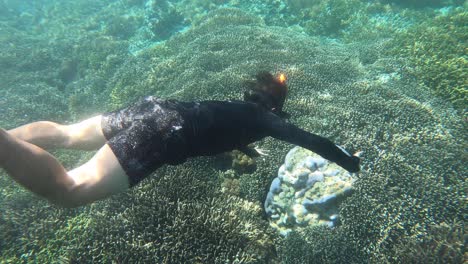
[66,144,129,206]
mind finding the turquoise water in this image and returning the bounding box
[0,0,466,263]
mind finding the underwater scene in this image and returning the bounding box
[0,0,466,263]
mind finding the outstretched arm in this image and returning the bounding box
[264,113,360,172]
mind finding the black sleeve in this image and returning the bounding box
[263,112,360,172]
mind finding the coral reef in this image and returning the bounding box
[277,225,365,263]
[71,194,275,263]
[304,0,363,36]
[381,0,465,8]
[146,0,188,41]
[265,147,355,235]
[387,8,468,113]
[221,177,241,196]
[230,149,257,173]
[391,220,465,263]
[0,2,466,263]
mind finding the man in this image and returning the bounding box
[0,72,360,208]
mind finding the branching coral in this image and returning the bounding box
[380,0,465,8]
[391,220,465,263]
[387,8,468,113]
[304,0,363,36]
[1,5,466,263]
[69,191,275,263]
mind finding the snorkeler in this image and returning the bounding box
[0,72,360,208]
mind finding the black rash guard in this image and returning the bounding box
[102,96,360,186]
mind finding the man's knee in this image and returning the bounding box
[61,124,83,148]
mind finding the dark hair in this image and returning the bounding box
[243,72,288,116]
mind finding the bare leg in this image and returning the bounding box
[8,115,106,150]
[0,128,129,207]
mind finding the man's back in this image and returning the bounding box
[171,99,271,157]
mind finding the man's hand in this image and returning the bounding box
[354,150,363,157]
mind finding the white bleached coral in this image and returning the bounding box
[265,146,355,236]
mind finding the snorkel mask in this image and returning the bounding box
[243,72,288,117]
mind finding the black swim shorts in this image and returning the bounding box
[101,96,188,187]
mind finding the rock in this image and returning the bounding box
[265,146,355,235]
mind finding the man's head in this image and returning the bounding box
[243,72,288,116]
